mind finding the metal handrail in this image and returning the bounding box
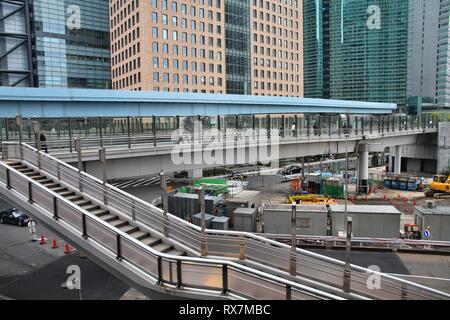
[2,141,450,300]
[0,160,344,300]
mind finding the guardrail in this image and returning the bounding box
[2,142,449,300]
[0,150,343,300]
[261,234,450,253]
[0,113,439,154]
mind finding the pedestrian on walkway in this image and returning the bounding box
[40,131,48,153]
[28,219,37,242]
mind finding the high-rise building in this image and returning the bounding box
[304,0,409,107]
[0,0,34,87]
[436,0,450,108]
[0,0,111,89]
[110,0,303,97]
[33,0,111,88]
[407,0,450,112]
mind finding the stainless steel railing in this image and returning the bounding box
[0,152,344,300]
[2,142,449,300]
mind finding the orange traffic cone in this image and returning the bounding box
[52,240,57,249]
[413,199,417,207]
[39,234,46,245]
[397,194,401,201]
[64,244,70,254]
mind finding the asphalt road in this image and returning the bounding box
[0,197,130,300]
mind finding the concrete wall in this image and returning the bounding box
[415,213,450,241]
[437,122,450,174]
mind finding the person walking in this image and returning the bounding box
[40,131,48,153]
[291,123,296,136]
[28,219,37,242]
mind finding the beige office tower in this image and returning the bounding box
[110,0,303,97]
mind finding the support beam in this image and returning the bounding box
[358,147,369,194]
[394,145,402,175]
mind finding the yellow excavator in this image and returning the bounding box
[425,175,450,198]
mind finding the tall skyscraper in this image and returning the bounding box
[0,0,34,87]
[407,0,450,112]
[304,0,409,107]
[110,0,303,97]
[0,0,111,89]
[33,0,111,88]
[436,0,450,108]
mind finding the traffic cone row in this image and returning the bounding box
[36,235,71,254]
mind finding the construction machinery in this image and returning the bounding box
[286,194,337,205]
[424,175,450,198]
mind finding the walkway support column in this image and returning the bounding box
[394,145,402,175]
[358,144,369,194]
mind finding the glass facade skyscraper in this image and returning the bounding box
[304,0,409,107]
[437,0,450,108]
[33,0,111,88]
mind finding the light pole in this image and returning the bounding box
[345,133,349,220]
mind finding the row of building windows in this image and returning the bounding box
[253,81,300,93]
[152,88,223,94]
[152,57,223,73]
[152,42,223,60]
[252,0,299,10]
[252,9,299,23]
[253,46,299,63]
[252,34,299,51]
[152,73,224,86]
[151,0,222,12]
[113,72,141,89]
[111,43,140,66]
[112,57,141,78]
[111,0,139,17]
[252,21,299,40]
[112,28,140,54]
[151,13,222,29]
[254,70,300,82]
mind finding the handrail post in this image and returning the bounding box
[343,217,353,293]
[28,181,33,203]
[82,213,88,239]
[6,168,11,189]
[194,186,207,256]
[266,114,271,140]
[116,234,122,260]
[176,260,182,289]
[157,256,163,285]
[56,162,61,181]
[68,117,73,153]
[294,114,298,137]
[222,264,228,295]
[160,171,169,238]
[127,116,131,149]
[290,204,297,276]
[286,285,292,300]
[33,121,41,169]
[16,114,23,160]
[152,115,157,147]
[99,147,108,205]
[99,116,103,148]
[74,138,83,192]
[4,118,9,141]
[401,284,408,300]
[239,235,245,260]
[53,196,59,220]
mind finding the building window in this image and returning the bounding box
[152,27,158,38]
